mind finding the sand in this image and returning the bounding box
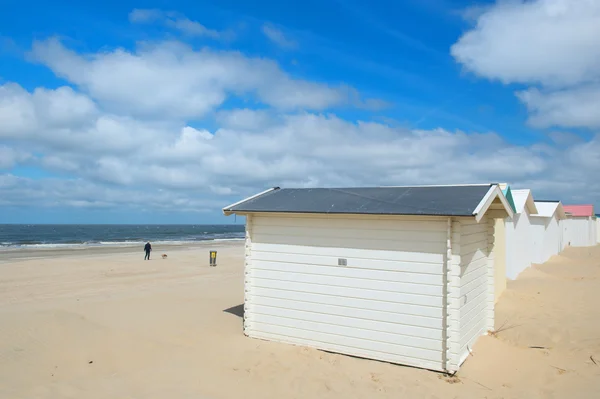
[1,242,599,399]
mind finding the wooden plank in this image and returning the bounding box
[460,322,486,351]
[460,247,487,261]
[459,328,486,355]
[251,243,445,264]
[459,310,487,349]
[248,329,444,371]
[460,287,487,319]
[460,251,487,267]
[460,292,487,329]
[460,240,488,257]
[460,270,488,297]
[247,321,443,363]
[251,224,447,242]
[460,231,488,246]
[251,260,443,285]
[460,222,489,235]
[249,305,443,343]
[251,269,443,296]
[460,258,488,282]
[250,287,444,319]
[252,232,447,254]
[253,214,448,231]
[250,278,444,307]
[252,252,442,276]
[248,295,442,329]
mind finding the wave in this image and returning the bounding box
[0,237,244,250]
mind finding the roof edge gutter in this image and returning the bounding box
[222,187,280,216]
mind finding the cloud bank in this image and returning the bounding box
[1,6,599,219]
[452,0,600,130]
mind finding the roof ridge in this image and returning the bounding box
[279,184,493,189]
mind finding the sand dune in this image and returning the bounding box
[1,242,599,398]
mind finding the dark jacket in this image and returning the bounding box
[144,243,152,252]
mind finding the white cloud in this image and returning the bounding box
[1,17,599,216]
[458,5,493,23]
[216,108,274,130]
[129,9,231,40]
[128,8,163,23]
[0,83,36,133]
[517,86,600,128]
[0,146,30,170]
[0,83,173,155]
[451,0,600,130]
[0,83,97,136]
[2,79,599,212]
[29,38,375,118]
[167,17,222,39]
[0,174,222,212]
[262,24,297,49]
[451,0,600,87]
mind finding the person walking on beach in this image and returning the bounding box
[144,242,152,260]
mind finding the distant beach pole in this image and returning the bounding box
[210,250,217,267]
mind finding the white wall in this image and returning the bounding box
[493,218,506,303]
[560,218,569,251]
[530,216,563,264]
[545,217,563,261]
[563,217,596,247]
[457,217,491,365]
[244,213,449,372]
[505,211,533,279]
[530,218,546,265]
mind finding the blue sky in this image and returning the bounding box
[1,0,599,224]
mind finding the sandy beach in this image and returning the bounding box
[1,242,599,399]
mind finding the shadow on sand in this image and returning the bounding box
[223,304,244,318]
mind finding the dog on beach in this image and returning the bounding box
[161,254,168,259]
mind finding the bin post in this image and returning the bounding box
[210,250,217,267]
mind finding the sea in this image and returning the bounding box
[0,224,245,250]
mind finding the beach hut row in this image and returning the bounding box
[598,214,600,244]
[496,186,597,283]
[223,184,597,374]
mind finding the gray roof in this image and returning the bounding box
[224,185,494,217]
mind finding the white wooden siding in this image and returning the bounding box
[245,214,448,371]
[547,217,563,258]
[243,214,253,334]
[445,219,461,373]
[486,218,495,332]
[457,217,490,365]
[531,216,562,264]
[563,217,596,247]
[530,218,547,264]
[505,211,533,279]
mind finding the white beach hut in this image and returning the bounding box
[223,184,513,373]
[505,189,538,280]
[562,205,597,247]
[492,183,517,303]
[530,201,566,264]
[597,215,600,244]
